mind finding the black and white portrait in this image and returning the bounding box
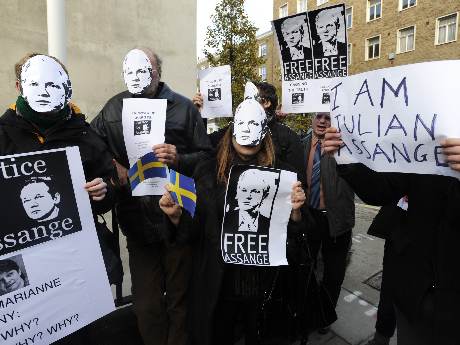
[322,92,330,104]
[232,99,268,147]
[134,120,152,135]
[275,14,313,62]
[0,255,29,296]
[0,150,82,256]
[310,6,347,58]
[292,93,305,104]
[208,88,222,101]
[122,49,153,95]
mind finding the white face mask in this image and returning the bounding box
[20,55,72,113]
[244,81,260,101]
[123,49,153,95]
[233,99,268,146]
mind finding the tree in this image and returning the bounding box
[204,0,264,126]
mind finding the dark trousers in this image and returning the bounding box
[375,241,396,338]
[308,209,351,309]
[212,297,260,345]
[127,238,192,345]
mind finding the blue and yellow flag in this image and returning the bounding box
[169,169,196,217]
[128,152,167,190]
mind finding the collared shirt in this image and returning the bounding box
[289,46,305,60]
[238,210,259,232]
[322,40,338,57]
[306,137,326,209]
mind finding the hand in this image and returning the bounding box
[153,143,178,167]
[441,138,460,172]
[85,178,107,201]
[192,93,203,112]
[159,185,182,225]
[290,181,305,222]
[323,127,343,155]
[113,159,128,185]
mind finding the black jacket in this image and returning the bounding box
[173,158,304,345]
[91,83,212,243]
[302,132,355,237]
[0,107,115,216]
[338,163,460,330]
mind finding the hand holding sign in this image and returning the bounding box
[192,93,204,112]
[441,138,460,172]
[153,144,178,167]
[323,127,343,155]
[290,181,305,222]
[84,178,107,201]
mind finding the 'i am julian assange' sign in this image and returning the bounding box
[331,60,460,179]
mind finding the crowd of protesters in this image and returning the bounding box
[2,48,460,345]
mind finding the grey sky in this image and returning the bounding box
[197,0,274,59]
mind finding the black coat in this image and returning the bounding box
[173,158,305,345]
[91,83,212,243]
[338,163,460,340]
[0,107,115,216]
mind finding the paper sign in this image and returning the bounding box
[221,165,296,266]
[122,98,168,195]
[199,65,232,118]
[331,60,460,178]
[0,147,114,344]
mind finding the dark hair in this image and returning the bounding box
[255,82,278,119]
[22,176,58,196]
[0,259,20,274]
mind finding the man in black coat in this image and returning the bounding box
[91,48,211,345]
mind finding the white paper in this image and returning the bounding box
[221,165,296,266]
[199,65,232,118]
[122,98,168,196]
[0,147,114,345]
[331,60,460,179]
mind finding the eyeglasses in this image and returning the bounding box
[315,113,331,121]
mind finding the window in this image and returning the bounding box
[368,0,382,21]
[259,44,267,57]
[259,66,267,81]
[400,0,416,10]
[397,26,415,53]
[436,13,458,45]
[347,43,352,65]
[279,4,288,18]
[345,7,353,29]
[317,0,328,6]
[366,36,380,60]
[297,0,307,13]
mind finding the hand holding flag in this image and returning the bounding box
[168,169,197,217]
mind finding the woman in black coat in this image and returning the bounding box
[159,117,306,345]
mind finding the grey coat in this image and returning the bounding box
[302,132,355,237]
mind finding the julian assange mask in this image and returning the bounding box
[123,49,153,95]
[244,81,260,101]
[20,55,72,113]
[233,99,268,146]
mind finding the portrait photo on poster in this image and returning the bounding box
[134,120,152,135]
[0,254,29,296]
[0,150,82,256]
[275,13,313,64]
[208,87,222,101]
[221,165,281,266]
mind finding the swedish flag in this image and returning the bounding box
[128,152,167,190]
[169,169,196,217]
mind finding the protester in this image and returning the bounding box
[192,81,305,181]
[324,127,460,345]
[91,48,211,345]
[159,97,306,345]
[1,52,115,344]
[302,112,354,333]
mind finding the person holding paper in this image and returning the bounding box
[323,127,460,345]
[159,98,306,345]
[91,48,211,345]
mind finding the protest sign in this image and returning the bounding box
[273,4,347,113]
[0,147,114,344]
[331,60,460,178]
[122,98,168,195]
[221,165,296,266]
[199,65,232,118]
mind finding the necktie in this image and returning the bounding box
[309,140,321,208]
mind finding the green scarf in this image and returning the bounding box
[16,96,71,133]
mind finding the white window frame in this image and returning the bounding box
[259,66,267,81]
[367,0,382,22]
[399,0,416,11]
[297,0,307,13]
[345,7,353,29]
[347,43,352,65]
[365,35,381,61]
[397,25,416,54]
[435,12,459,46]
[259,43,267,57]
[317,0,329,6]
[279,3,288,18]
